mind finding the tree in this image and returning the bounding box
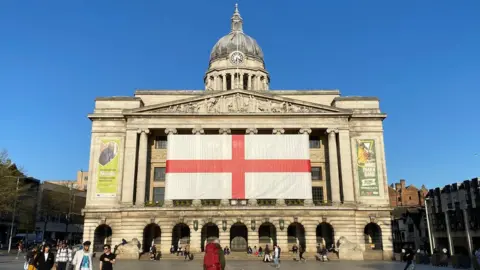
[0,150,26,213]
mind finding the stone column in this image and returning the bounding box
[338,130,355,203]
[191,128,204,207]
[247,74,252,90]
[223,73,227,90]
[121,129,138,205]
[190,223,201,252]
[326,129,341,204]
[299,128,314,206]
[217,127,231,206]
[272,128,285,135]
[219,128,231,135]
[239,72,244,89]
[164,128,177,207]
[463,209,473,259]
[135,129,149,206]
[159,223,172,254]
[246,128,258,135]
[304,222,317,253]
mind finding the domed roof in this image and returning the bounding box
[210,4,264,63]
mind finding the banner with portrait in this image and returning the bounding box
[96,138,120,198]
[356,139,380,196]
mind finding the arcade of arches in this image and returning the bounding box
[90,220,387,254]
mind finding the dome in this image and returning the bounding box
[209,4,264,63]
[210,32,264,62]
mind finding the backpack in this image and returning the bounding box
[204,243,220,270]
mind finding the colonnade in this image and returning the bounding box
[120,127,357,207]
[205,71,268,91]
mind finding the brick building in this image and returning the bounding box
[389,179,428,207]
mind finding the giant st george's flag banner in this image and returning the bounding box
[165,135,313,200]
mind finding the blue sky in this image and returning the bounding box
[0,0,479,189]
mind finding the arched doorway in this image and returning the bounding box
[94,225,112,252]
[316,223,335,248]
[142,223,161,252]
[364,223,383,250]
[172,223,190,249]
[258,222,277,247]
[230,223,248,251]
[287,222,306,249]
[201,223,219,251]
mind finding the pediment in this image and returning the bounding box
[127,89,351,115]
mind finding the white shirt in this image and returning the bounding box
[44,253,49,262]
[274,247,279,258]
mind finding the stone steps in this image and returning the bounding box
[137,252,339,261]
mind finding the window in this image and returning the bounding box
[84,176,88,181]
[312,187,324,202]
[409,196,412,200]
[153,187,165,203]
[311,167,322,180]
[155,136,168,149]
[398,197,401,202]
[309,136,321,148]
[408,224,414,233]
[154,167,166,181]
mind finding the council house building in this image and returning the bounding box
[82,5,393,260]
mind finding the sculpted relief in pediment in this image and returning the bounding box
[148,93,328,114]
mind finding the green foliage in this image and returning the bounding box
[0,149,27,213]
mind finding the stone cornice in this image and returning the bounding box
[271,90,340,95]
[95,97,142,101]
[83,205,392,213]
[135,90,204,95]
[334,96,379,101]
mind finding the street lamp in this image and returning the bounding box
[424,197,435,254]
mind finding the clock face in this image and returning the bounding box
[230,51,244,65]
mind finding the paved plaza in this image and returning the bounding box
[0,258,459,270]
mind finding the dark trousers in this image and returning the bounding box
[299,252,305,260]
[404,261,413,270]
[57,262,67,270]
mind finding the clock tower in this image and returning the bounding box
[204,4,270,91]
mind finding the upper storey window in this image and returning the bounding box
[309,136,321,149]
[155,136,167,149]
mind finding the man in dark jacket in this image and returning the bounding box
[34,244,55,270]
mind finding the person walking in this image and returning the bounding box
[33,244,55,270]
[25,247,38,270]
[99,245,116,270]
[55,242,72,270]
[403,246,415,270]
[72,241,93,270]
[184,243,190,261]
[298,245,306,262]
[273,245,280,269]
[203,239,225,270]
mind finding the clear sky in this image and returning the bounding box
[0,0,479,189]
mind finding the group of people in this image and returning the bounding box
[23,241,116,270]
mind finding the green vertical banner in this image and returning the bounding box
[357,139,380,196]
[96,138,120,198]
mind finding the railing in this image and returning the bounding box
[285,199,304,206]
[257,199,276,206]
[145,201,164,207]
[173,200,193,207]
[313,200,333,206]
[201,199,221,206]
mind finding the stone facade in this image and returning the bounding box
[82,4,393,259]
